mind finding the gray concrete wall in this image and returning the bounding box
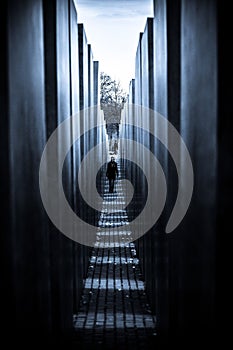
[88,44,94,108]
[153,0,167,117]
[0,0,12,334]
[134,33,143,106]
[69,0,87,316]
[140,18,156,314]
[128,79,135,105]
[78,22,90,177]
[178,0,217,337]
[43,0,74,334]
[93,61,99,106]
[141,18,154,110]
[2,0,51,338]
[1,0,100,342]
[70,0,80,116]
[87,44,95,151]
[78,23,89,111]
[126,0,219,342]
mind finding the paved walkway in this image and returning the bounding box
[73,159,156,349]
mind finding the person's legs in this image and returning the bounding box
[111,179,115,192]
[109,178,114,193]
[109,179,113,192]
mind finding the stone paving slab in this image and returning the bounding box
[73,160,157,349]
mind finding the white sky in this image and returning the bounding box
[74,0,153,91]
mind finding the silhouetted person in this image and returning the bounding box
[106,157,118,193]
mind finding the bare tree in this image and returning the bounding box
[100,72,127,122]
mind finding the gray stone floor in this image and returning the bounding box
[73,159,157,349]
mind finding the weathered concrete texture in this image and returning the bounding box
[150,0,181,336]
[78,23,91,177]
[153,0,167,117]
[1,0,100,343]
[166,0,181,217]
[178,0,217,337]
[141,18,154,110]
[93,61,99,106]
[152,0,168,182]
[124,6,173,338]
[139,19,157,323]
[128,79,135,105]
[69,0,86,316]
[43,0,74,335]
[2,0,51,336]
[126,0,219,342]
[88,44,94,108]
[134,27,151,209]
[87,44,95,151]
[126,79,135,141]
[70,0,80,116]
[164,0,182,338]
[134,33,143,106]
[78,23,89,111]
[76,25,102,240]
[0,0,12,334]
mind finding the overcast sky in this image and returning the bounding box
[74,0,153,91]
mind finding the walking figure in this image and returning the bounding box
[106,157,118,193]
